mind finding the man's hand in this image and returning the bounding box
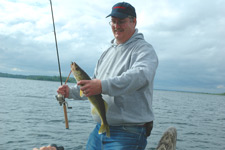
[57,84,69,98]
[33,144,64,150]
[78,79,102,97]
[33,146,56,150]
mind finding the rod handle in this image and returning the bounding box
[63,103,69,129]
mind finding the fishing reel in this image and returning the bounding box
[55,94,72,109]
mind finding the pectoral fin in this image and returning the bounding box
[80,90,84,97]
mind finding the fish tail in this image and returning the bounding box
[99,124,110,137]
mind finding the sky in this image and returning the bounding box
[0,0,224,93]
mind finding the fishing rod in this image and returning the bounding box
[49,0,69,129]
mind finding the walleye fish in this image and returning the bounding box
[71,62,110,137]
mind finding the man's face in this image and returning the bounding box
[110,17,136,44]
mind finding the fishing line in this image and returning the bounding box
[49,0,62,85]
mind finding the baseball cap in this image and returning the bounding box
[106,2,136,19]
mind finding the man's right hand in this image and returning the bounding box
[57,84,69,98]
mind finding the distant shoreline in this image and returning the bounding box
[0,72,224,96]
[155,88,225,96]
[0,72,76,83]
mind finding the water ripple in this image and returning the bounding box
[1,78,225,150]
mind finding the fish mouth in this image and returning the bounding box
[71,62,80,75]
[71,62,77,67]
[71,62,78,73]
[71,62,76,65]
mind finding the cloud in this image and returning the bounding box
[0,0,224,93]
[12,67,23,72]
[217,85,224,89]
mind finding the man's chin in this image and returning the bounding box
[114,32,123,38]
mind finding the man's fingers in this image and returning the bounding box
[57,85,69,98]
[77,79,102,96]
[78,80,90,91]
[57,89,65,95]
[77,80,89,86]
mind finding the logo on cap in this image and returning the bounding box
[113,6,126,9]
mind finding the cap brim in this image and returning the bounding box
[106,12,128,19]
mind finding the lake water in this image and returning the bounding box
[0,77,224,150]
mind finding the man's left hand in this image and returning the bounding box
[78,79,102,97]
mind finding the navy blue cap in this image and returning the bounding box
[106,2,136,19]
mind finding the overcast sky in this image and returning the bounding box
[0,0,224,93]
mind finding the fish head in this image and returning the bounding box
[71,62,83,81]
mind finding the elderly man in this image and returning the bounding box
[34,2,158,150]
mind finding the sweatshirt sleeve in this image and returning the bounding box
[101,44,158,96]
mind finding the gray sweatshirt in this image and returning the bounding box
[69,29,158,126]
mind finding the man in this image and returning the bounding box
[35,2,158,150]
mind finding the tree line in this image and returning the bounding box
[0,72,76,83]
